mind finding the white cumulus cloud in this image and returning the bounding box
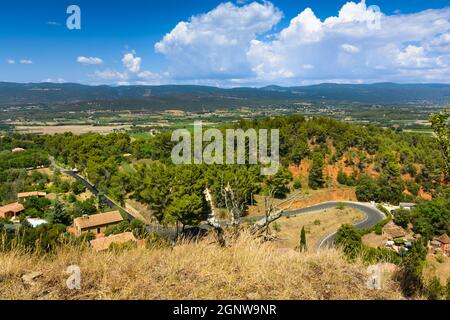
[154,0,450,85]
[77,56,103,65]
[122,51,142,73]
[94,69,129,82]
[155,1,282,80]
[19,59,33,64]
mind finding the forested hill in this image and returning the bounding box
[1,82,450,108]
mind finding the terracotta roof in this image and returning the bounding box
[0,202,25,216]
[435,233,450,244]
[74,211,123,229]
[18,191,46,198]
[90,232,137,252]
[383,222,406,239]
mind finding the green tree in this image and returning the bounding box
[51,200,71,226]
[308,152,325,190]
[264,166,292,198]
[396,239,427,297]
[335,224,362,260]
[165,194,205,236]
[70,181,85,195]
[429,107,449,178]
[299,226,307,252]
[411,198,450,239]
[355,176,380,202]
[393,209,411,229]
[293,179,302,190]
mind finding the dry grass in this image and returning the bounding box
[362,232,384,248]
[274,207,364,250]
[423,253,450,285]
[0,233,403,300]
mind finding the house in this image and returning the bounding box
[18,191,47,201]
[12,147,25,153]
[0,203,25,219]
[399,202,416,210]
[382,221,407,240]
[72,211,124,236]
[89,232,141,252]
[430,234,450,253]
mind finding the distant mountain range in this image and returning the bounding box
[1,82,450,109]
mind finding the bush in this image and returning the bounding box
[337,171,356,186]
[335,224,362,260]
[425,277,445,300]
[336,202,346,210]
[293,179,302,190]
[446,278,450,300]
[393,209,411,229]
[272,222,281,232]
[395,240,427,297]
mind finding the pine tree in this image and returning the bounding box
[51,199,71,226]
[308,152,325,189]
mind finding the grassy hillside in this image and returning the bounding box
[0,233,403,300]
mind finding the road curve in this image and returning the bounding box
[63,168,385,246]
[283,201,386,251]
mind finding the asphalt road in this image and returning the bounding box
[64,169,385,246]
[283,201,386,251]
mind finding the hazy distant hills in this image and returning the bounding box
[1,82,450,108]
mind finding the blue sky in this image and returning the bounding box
[1,0,450,86]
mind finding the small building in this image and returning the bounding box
[399,202,416,210]
[0,203,25,219]
[12,147,25,153]
[89,232,140,252]
[18,191,47,201]
[431,234,450,253]
[382,221,407,240]
[72,211,124,236]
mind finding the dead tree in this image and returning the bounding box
[250,190,301,237]
[221,180,245,233]
[204,188,226,246]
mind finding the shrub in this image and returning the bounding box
[336,202,346,210]
[393,209,411,229]
[272,222,281,232]
[425,277,445,300]
[293,179,302,190]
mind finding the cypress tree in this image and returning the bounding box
[299,226,307,252]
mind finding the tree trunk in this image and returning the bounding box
[204,188,226,247]
[250,208,284,235]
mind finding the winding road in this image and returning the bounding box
[63,166,385,248]
[283,201,386,251]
